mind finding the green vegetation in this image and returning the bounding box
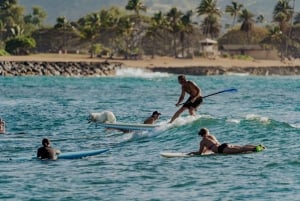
[5,36,36,55]
[0,49,10,56]
[1,0,300,59]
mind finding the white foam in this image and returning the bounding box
[245,114,270,124]
[226,72,250,76]
[290,123,300,129]
[167,115,202,127]
[115,68,170,78]
[226,118,241,124]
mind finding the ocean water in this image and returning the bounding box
[0,68,299,201]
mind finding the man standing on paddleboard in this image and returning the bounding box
[169,75,203,123]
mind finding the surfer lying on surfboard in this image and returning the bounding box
[188,128,265,155]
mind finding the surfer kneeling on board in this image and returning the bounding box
[37,138,61,160]
[188,128,265,155]
[143,111,161,124]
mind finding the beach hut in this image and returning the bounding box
[199,38,218,58]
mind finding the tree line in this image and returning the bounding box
[0,0,300,59]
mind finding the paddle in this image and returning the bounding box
[202,88,237,98]
[179,88,237,105]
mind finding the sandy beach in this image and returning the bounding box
[1,53,300,76]
[0,53,299,68]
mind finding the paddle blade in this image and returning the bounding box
[223,88,238,93]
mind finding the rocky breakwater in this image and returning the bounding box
[0,61,122,76]
[148,65,300,76]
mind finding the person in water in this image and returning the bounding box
[144,111,161,124]
[169,75,203,123]
[188,128,265,155]
[37,138,61,160]
[0,118,5,134]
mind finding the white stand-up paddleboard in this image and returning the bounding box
[98,122,158,131]
[160,145,265,158]
[160,152,216,158]
[160,152,191,158]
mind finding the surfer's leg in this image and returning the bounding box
[169,107,187,123]
[188,107,196,116]
[223,145,255,154]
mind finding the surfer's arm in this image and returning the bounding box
[188,142,205,155]
[176,88,185,106]
[56,149,61,155]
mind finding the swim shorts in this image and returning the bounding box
[183,97,203,109]
[218,143,228,154]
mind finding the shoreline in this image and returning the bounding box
[0,54,300,76]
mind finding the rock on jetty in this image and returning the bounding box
[0,61,122,76]
[1,60,300,76]
[149,66,300,76]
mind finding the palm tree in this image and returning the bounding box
[201,14,221,39]
[273,0,293,33]
[0,0,17,10]
[125,0,146,16]
[256,14,265,24]
[273,0,294,58]
[54,16,71,53]
[238,9,255,43]
[166,7,183,57]
[146,11,167,58]
[261,26,284,59]
[0,20,6,47]
[99,7,121,29]
[24,6,47,29]
[117,16,136,59]
[197,0,222,38]
[180,10,194,57]
[75,13,102,57]
[225,1,243,28]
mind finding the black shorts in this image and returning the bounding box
[183,97,203,109]
[218,143,228,154]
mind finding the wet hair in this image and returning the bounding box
[42,138,50,146]
[178,75,186,81]
[152,111,161,116]
[198,128,209,136]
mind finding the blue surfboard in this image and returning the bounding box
[58,148,109,159]
[98,122,158,131]
[9,148,109,161]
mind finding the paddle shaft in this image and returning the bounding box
[179,88,237,105]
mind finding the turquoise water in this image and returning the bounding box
[0,69,299,201]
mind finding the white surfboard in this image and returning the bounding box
[160,152,191,158]
[98,122,158,131]
[160,151,215,158]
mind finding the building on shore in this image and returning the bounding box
[220,44,280,60]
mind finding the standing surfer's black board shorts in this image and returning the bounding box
[183,97,203,109]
